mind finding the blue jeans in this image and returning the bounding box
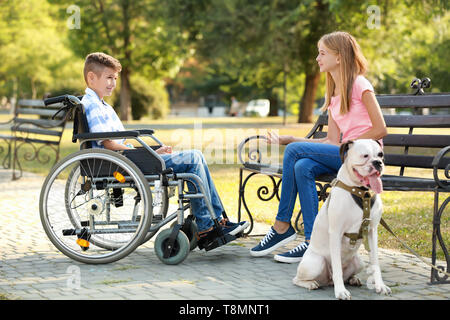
[276,142,342,240]
[161,150,223,232]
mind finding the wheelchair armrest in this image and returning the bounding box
[73,130,140,141]
[135,129,155,135]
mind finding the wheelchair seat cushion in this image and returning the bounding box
[121,147,163,175]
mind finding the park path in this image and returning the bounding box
[0,169,448,301]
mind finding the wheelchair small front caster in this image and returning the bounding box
[171,218,198,251]
[154,227,190,265]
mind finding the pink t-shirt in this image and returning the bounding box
[327,75,375,143]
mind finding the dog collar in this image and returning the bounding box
[332,179,377,248]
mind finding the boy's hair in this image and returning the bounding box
[83,52,122,83]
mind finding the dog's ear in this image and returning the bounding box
[339,140,354,163]
[374,139,382,148]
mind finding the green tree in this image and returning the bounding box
[49,0,188,120]
[0,0,83,102]
[166,0,448,123]
[166,0,334,121]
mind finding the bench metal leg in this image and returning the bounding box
[430,189,450,284]
[238,167,254,235]
[237,168,284,236]
[12,138,22,180]
[0,137,12,169]
[239,168,280,235]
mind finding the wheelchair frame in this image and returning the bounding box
[39,95,240,265]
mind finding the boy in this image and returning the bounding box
[81,52,248,242]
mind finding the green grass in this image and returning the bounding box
[0,293,11,300]
[1,115,448,260]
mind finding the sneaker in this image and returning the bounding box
[250,225,296,257]
[219,218,249,236]
[274,241,309,263]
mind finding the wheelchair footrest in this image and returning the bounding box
[198,233,237,251]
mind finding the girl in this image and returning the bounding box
[250,31,387,263]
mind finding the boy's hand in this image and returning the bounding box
[155,145,172,154]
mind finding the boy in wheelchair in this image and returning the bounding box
[81,52,249,248]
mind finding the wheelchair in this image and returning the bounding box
[39,95,243,265]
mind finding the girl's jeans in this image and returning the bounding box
[161,150,223,232]
[276,142,342,240]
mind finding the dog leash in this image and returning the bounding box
[379,217,450,278]
[332,179,450,278]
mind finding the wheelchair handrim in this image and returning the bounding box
[40,150,152,263]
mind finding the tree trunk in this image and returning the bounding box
[119,67,131,121]
[31,78,37,100]
[268,95,278,116]
[298,71,320,123]
[119,0,132,121]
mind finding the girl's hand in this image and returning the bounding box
[155,145,173,154]
[266,131,293,145]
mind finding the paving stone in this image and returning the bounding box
[0,168,449,301]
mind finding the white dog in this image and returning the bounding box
[293,139,391,300]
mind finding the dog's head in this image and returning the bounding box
[340,139,385,194]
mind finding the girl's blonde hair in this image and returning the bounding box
[319,31,368,115]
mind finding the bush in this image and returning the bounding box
[129,75,169,120]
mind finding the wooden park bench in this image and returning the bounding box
[237,78,450,284]
[0,99,68,180]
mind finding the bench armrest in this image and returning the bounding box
[432,145,450,190]
[0,117,15,127]
[237,135,269,165]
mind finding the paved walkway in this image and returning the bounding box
[0,169,448,301]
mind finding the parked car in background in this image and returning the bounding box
[245,99,270,117]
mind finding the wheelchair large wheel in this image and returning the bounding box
[40,149,153,264]
[140,184,169,245]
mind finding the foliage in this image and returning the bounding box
[166,0,449,120]
[128,75,170,120]
[47,0,189,119]
[0,0,448,120]
[0,0,84,100]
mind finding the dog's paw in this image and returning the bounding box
[293,277,320,290]
[347,275,362,287]
[367,276,391,295]
[375,284,391,296]
[335,288,352,300]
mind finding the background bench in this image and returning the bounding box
[0,99,68,180]
[237,81,450,284]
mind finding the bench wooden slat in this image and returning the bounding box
[14,136,60,145]
[376,94,450,108]
[383,134,450,148]
[381,175,444,192]
[17,99,64,108]
[14,118,65,128]
[16,107,65,118]
[384,154,450,169]
[383,115,450,128]
[11,126,63,137]
[313,114,450,129]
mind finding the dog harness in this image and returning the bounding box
[332,179,377,249]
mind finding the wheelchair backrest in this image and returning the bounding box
[71,99,93,149]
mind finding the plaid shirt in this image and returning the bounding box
[81,87,125,148]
